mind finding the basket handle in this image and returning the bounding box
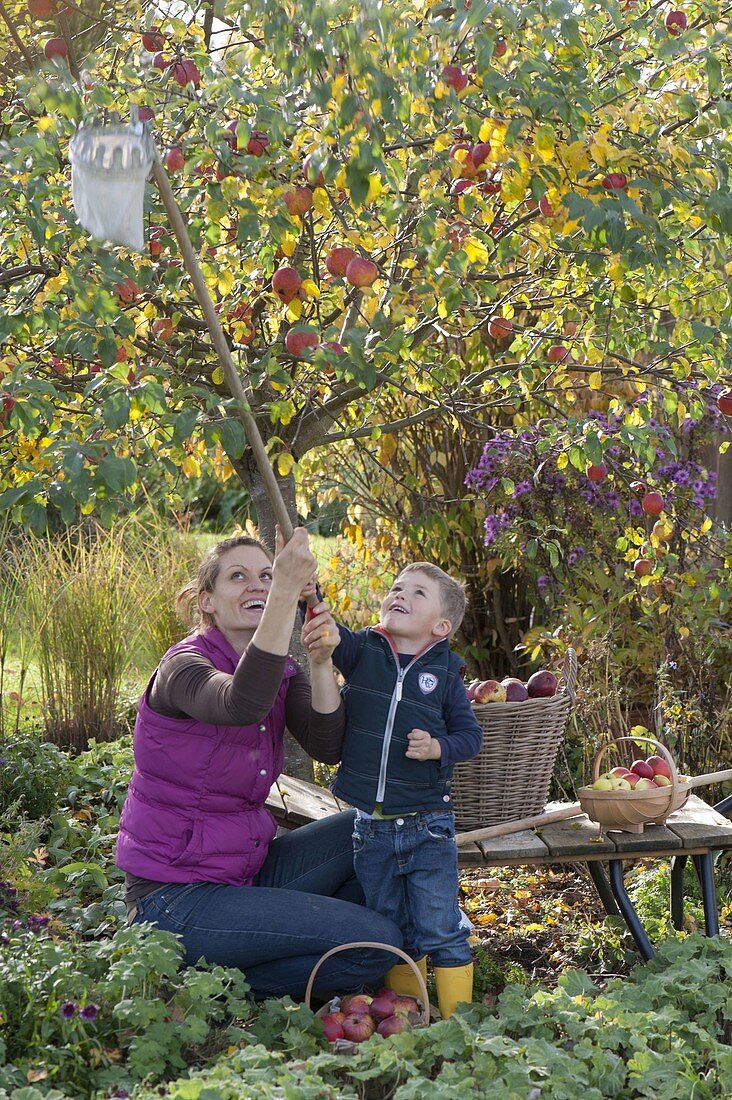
[304,941,430,1026]
[593,735,680,805]
[558,647,577,703]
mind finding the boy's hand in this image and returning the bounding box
[406,728,442,761]
[301,601,339,664]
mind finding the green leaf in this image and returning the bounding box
[102,390,131,431]
[97,454,136,492]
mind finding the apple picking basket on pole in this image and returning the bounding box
[452,648,577,832]
[68,112,296,541]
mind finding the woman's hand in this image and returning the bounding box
[273,526,318,595]
[302,600,340,665]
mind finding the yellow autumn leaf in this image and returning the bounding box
[182,455,201,478]
[276,452,295,476]
[301,278,320,299]
[557,452,569,470]
[285,298,303,321]
[589,124,613,167]
[437,298,449,319]
[280,233,298,257]
[535,123,556,163]
[218,270,235,295]
[211,367,224,385]
[464,237,489,264]
[378,433,398,464]
[588,371,603,390]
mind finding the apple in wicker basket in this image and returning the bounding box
[474,679,507,703]
[501,677,529,702]
[526,670,558,698]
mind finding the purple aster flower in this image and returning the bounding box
[537,575,550,590]
[26,915,50,929]
[692,480,705,493]
[60,1001,77,1018]
[80,1004,98,1021]
[513,480,532,497]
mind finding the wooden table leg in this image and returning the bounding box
[692,853,720,937]
[608,859,655,961]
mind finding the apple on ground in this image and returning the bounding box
[341,1013,376,1042]
[501,677,528,702]
[630,759,655,780]
[526,670,558,698]
[473,679,506,703]
[645,755,672,780]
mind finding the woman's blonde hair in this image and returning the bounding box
[176,536,271,631]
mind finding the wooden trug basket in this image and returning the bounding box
[578,736,689,834]
[305,942,430,1054]
[452,648,577,832]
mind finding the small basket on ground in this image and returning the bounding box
[305,942,430,1054]
[452,648,577,832]
[578,736,689,835]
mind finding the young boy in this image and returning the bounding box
[329,563,483,1018]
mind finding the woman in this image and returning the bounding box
[116,526,402,999]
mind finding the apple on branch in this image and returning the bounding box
[642,491,665,516]
[717,389,732,416]
[272,266,302,304]
[586,463,607,483]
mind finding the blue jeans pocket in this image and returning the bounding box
[423,812,456,842]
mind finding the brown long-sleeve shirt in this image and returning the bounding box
[124,643,344,906]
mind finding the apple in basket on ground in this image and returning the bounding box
[320,989,422,1043]
[466,669,558,703]
[590,755,689,791]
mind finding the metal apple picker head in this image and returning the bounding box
[68,110,295,542]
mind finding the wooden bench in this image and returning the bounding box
[266,777,732,961]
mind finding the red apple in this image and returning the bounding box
[152,53,170,71]
[450,178,475,199]
[321,1012,345,1041]
[369,994,398,1022]
[526,670,558,698]
[494,36,508,57]
[602,172,628,191]
[634,777,658,791]
[630,759,655,780]
[717,389,732,416]
[488,316,513,340]
[113,277,141,304]
[645,755,672,780]
[2,395,15,413]
[634,558,653,577]
[442,64,469,93]
[501,677,529,702]
[326,247,358,277]
[642,491,664,516]
[141,26,165,52]
[450,143,477,179]
[374,987,398,1002]
[164,146,185,172]
[474,679,506,703]
[586,463,607,483]
[171,58,201,88]
[539,196,557,217]
[391,995,421,1018]
[547,344,570,363]
[285,327,319,356]
[246,131,269,156]
[341,993,373,1013]
[283,186,313,217]
[341,1013,376,1042]
[138,106,155,122]
[466,679,480,701]
[345,257,379,288]
[303,153,326,187]
[629,480,647,494]
[471,142,492,169]
[272,267,302,303]
[665,10,687,35]
[28,0,55,17]
[609,767,633,780]
[481,169,502,194]
[152,318,173,343]
[378,1015,410,1037]
[43,37,69,60]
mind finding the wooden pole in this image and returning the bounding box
[151,157,294,540]
[455,802,582,846]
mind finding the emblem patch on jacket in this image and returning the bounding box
[418,672,439,694]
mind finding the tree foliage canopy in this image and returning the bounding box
[0,0,730,529]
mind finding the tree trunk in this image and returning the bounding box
[715,427,732,528]
[237,450,315,783]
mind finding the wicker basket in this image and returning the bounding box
[578,736,689,834]
[452,649,577,832]
[305,942,430,1054]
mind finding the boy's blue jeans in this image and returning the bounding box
[131,810,402,999]
[353,810,471,968]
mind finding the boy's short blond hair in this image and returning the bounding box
[398,562,467,633]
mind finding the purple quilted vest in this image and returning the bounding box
[115,627,299,886]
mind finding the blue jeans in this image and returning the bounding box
[353,810,471,967]
[132,810,402,999]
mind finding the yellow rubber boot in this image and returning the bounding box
[434,963,474,1019]
[384,956,427,1000]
